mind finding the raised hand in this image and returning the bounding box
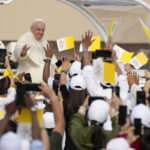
[74,53,80,62]
[125,64,132,73]
[82,30,94,49]
[62,56,71,71]
[4,56,11,69]
[39,83,55,99]
[44,43,53,58]
[104,36,114,51]
[20,44,30,57]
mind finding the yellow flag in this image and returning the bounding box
[57,35,74,52]
[120,51,134,63]
[136,51,148,65]
[3,68,19,80]
[58,66,62,73]
[89,36,101,52]
[19,107,43,124]
[139,18,150,39]
[109,18,114,36]
[104,62,115,84]
[65,36,74,50]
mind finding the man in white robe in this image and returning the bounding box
[12,19,57,83]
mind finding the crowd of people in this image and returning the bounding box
[0,19,150,150]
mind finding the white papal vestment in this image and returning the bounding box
[12,31,57,83]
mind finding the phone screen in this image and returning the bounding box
[23,83,41,91]
[118,105,127,126]
[134,118,141,135]
[24,73,32,83]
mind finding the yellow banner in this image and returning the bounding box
[120,51,134,63]
[109,19,114,36]
[65,35,74,50]
[104,62,115,84]
[19,107,43,124]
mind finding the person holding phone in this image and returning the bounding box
[12,19,57,83]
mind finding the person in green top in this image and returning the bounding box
[69,95,118,150]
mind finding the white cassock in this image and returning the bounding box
[12,31,57,83]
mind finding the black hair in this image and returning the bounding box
[0,77,11,94]
[140,127,150,150]
[5,120,17,133]
[64,87,88,120]
[91,124,105,150]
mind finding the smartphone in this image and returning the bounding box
[95,50,112,58]
[136,91,146,105]
[22,83,41,91]
[53,74,60,95]
[89,96,104,105]
[118,105,127,126]
[24,73,32,83]
[54,74,60,81]
[0,49,6,62]
[134,118,141,135]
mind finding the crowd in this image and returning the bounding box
[0,19,150,150]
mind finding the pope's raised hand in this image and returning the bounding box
[20,44,30,57]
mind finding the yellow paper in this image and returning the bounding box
[19,107,43,124]
[58,66,62,73]
[104,62,115,83]
[120,51,134,63]
[65,36,74,50]
[89,36,101,52]
[109,18,114,36]
[136,51,148,65]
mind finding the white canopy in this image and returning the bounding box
[60,0,150,43]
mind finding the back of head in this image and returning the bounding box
[0,77,10,95]
[106,138,130,150]
[88,100,109,150]
[88,100,109,124]
[130,104,150,127]
[70,74,86,90]
[64,87,87,119]
[0,131,22,150]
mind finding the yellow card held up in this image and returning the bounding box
[136,51,148,65]
[19,107,43,124]
[120,50,134,63]
[89,36,101,52]
[65,36,74,50]
[104,62,115,84]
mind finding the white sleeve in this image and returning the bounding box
[118,75,129,103]
[0,87,16,106]
[14,43,29,61]
[130,84,142,107]
[83,65,112,99]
